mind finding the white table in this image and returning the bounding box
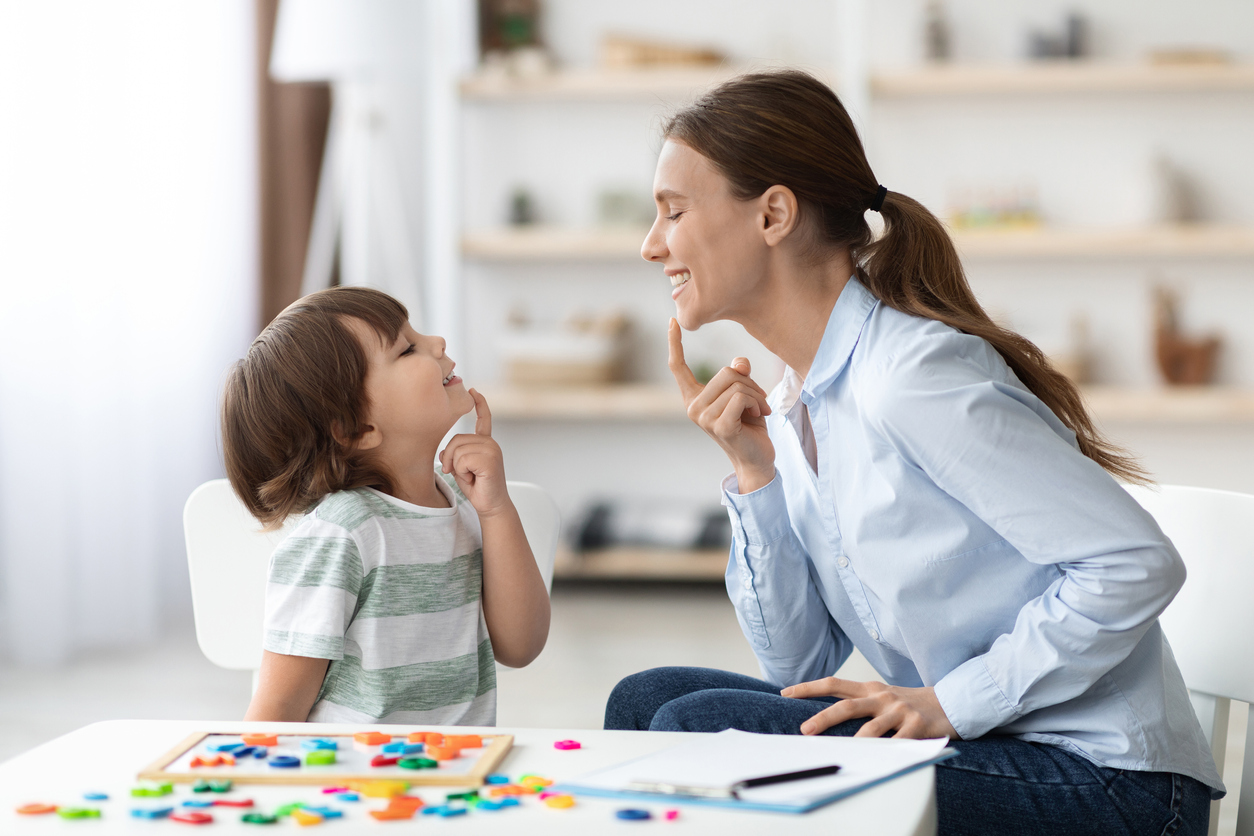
[0,721,936,834]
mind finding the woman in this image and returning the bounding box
[604,71,1222,836]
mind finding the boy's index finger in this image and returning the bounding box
[667,318,702,402]
[470,388,492,436]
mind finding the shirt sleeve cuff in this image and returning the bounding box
[933,655,1020,740]
[721,469,792,546]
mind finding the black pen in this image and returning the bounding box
[731,765,842,798]
[626,764,842,800]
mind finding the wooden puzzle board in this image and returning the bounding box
[138,732,513,787]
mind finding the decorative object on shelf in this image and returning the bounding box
[597,188,654,228]
[1153,286,1222,386]
[1152,155,1205,224]
[599,34,726,69]
[1027,13,1088,60]
[573,499,731,552]
[502,308,632,386]
[947,182,1041,229]
[508,186,538,226]
[923,0,951,63]
[478,0,541,53]
[478,0,553,79]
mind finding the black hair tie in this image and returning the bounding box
[869,185,888,213]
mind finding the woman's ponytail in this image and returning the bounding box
[862,191,1146,484]
[666,70,1147,485]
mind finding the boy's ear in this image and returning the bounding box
[332,420,382,452]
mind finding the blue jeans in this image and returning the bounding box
[605,667,1211,836]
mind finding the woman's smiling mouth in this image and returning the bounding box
[669,271,691,299]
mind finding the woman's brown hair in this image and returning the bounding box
[221,287,409,528]
[665,70,1146,484]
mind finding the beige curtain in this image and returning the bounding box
[255,0,331,330]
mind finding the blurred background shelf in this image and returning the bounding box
[483,383,682,419]
[463,226,650,260]
[873,61,1254,97]
[459,62,1254,103]
[464,224,1254,262]
[553,546,728,582]
[460,66,741,101]
[482,383,1254,424]
[953,225,1254,259]
[1084,386,1254,424]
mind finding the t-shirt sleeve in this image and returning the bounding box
[262,521,364,660]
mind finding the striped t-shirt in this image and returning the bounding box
[262,472,496,725]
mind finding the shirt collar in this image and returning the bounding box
[769,276,878,414]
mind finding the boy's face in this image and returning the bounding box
[350,319,474,455]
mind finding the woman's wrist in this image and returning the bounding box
[734,463,775,494]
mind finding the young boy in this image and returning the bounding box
[221,287,550,723]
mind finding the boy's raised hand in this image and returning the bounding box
[439,389,512,518]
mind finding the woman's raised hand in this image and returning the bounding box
[668,318,776,494]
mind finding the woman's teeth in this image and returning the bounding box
[670,271,691,288]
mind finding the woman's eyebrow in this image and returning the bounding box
[655,188,685,203]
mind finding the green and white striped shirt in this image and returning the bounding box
[263,472,496,725]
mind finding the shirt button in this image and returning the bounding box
[837,557,849,568]
[869,630,880,641]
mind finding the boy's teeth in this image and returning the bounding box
[669,271,691,288]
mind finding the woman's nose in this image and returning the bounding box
[641,216,667,262]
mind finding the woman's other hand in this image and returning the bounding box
[668,318,776,493]
[782,677,960,740]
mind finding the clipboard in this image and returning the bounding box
[552,729,957,814]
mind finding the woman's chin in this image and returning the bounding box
[674,301,706,331]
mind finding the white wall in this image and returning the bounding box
[445,0,1254,514]
[0,1,258,663]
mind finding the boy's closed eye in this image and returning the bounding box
[400,343,415,357]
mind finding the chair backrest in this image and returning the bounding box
[1124,484,1254,704]
[183,479,561,673]
[1124,483,1254,836]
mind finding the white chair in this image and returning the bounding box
[1125,483,1254,836]
[183,479,561,692]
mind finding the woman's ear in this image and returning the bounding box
[760,185,801,247]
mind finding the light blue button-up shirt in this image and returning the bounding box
[722,277,1222,794]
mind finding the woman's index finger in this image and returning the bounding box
[667,318,702,401]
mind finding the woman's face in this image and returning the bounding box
[642,140,772,330]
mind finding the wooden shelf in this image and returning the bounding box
[464,224,1254,262]
[553,546,727,581]
[463,226,649,261]
[460,63,1254,103]
[481,383,682,420]
[952,224,1254,259]
[873,62,1254,97]
[482,383,1254,425]
[1083,386,1254,424]
[460,67,742,102]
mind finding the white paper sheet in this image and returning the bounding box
[565,729,952,810]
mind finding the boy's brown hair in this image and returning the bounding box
[221,287,408,528]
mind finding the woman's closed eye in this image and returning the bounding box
[666,211,685,221]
